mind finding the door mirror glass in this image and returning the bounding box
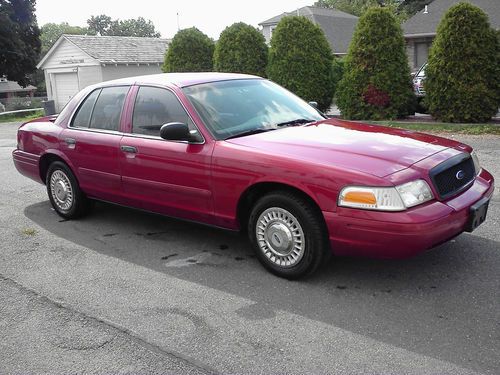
[160,122,193,142]
[308,101,318,109]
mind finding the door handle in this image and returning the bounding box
[64,138,76,145]
[121,145,138,153]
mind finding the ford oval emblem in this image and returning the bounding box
[456,170,465,180]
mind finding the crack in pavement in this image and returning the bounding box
[0,274,219,375]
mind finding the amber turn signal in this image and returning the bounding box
[343,191,377,205]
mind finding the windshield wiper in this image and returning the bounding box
[275,118,316,127]
[224,128,274,140]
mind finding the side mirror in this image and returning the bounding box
[308,101,319,109]
[160,122,195,142]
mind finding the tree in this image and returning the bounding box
[315,0,380,16]
[336,7,415,120]
[398,0,431,16]
[0,0,41,86]
[107,17,160,37]
[86,15,112,36]
[330,57,345,100]
[315,0,407,20]
[87,15,160,37]
[40,22,90,56]
[267,16,334,111]
[214,22,268,77]
[425,3,500,123]
[162,27,214,73]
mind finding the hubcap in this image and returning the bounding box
[50,170,73,211]
[256,207,305,268]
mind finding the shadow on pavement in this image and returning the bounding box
[25,200,500,374]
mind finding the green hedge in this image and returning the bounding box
[163,27,214,73]
[336,7,415,120]
[267,16,334,112]
[425,3,500,123]
[214,23,268,77]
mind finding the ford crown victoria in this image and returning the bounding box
[13,73,494,278]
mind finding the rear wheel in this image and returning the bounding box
[248,191,328,279]
[46,161,91,219]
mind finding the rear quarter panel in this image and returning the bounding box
[14,120,64,184]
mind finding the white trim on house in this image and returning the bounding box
[38,34,168,112]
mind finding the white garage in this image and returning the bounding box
[52,72,79,111]
[37,34,170,112]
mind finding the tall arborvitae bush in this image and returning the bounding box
[267,16,334,111]
[163,27,214,72]
[425,3,500,123]
[336,7,415,120]
[214,22,268,77]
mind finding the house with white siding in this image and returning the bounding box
[37,35,169,111]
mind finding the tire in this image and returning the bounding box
[46,161,91,219]
[248,191,329,279]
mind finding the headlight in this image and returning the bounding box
[471,151,481,175]
[339,179,434,211]
[395,180,434,208]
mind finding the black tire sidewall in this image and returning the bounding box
[248,192,326,279]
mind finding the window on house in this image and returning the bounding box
[270,25,277,39]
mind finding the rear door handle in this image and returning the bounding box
[65,138,76,145]
[121,145,138,153]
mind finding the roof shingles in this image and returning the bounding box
[64,35,170,64]
[259,6,358,54]
[403,0,500,36]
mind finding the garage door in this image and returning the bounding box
[54,72,79,112]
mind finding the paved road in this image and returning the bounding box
[0,122,499,374]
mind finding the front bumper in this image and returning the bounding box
[324,168,494,259]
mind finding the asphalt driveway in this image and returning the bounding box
[0,122,499,374]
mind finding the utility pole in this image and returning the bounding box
[177,12,180,31]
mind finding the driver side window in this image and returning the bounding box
[132,86,200,140]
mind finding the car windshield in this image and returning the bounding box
[182,79,325,140]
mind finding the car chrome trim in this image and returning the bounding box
[64,127,124,136]
[256,207,305,268]
[49,169,74,211]
[120,145,138,153]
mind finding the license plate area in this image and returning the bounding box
[465,196,490,232]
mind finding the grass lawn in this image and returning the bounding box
[0,110,44,124]
[369,121,500,135]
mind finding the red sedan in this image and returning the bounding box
[12,73,494,278]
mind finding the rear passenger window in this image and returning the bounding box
[89,86,129,131]
[72,89,100,128]
[132,86,197,138]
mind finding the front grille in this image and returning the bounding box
[430,154,475,199]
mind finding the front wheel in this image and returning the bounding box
[46,161,91,219]
[248,191,328,279]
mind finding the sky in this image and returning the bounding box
[35,0,314,39]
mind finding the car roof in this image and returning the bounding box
[100,72,262,88]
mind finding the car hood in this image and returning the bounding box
[225,119,464,178]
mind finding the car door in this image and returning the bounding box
[119,85,214,223]
[61,85,130,203]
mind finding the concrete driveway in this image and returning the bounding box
[0,122,499,374]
